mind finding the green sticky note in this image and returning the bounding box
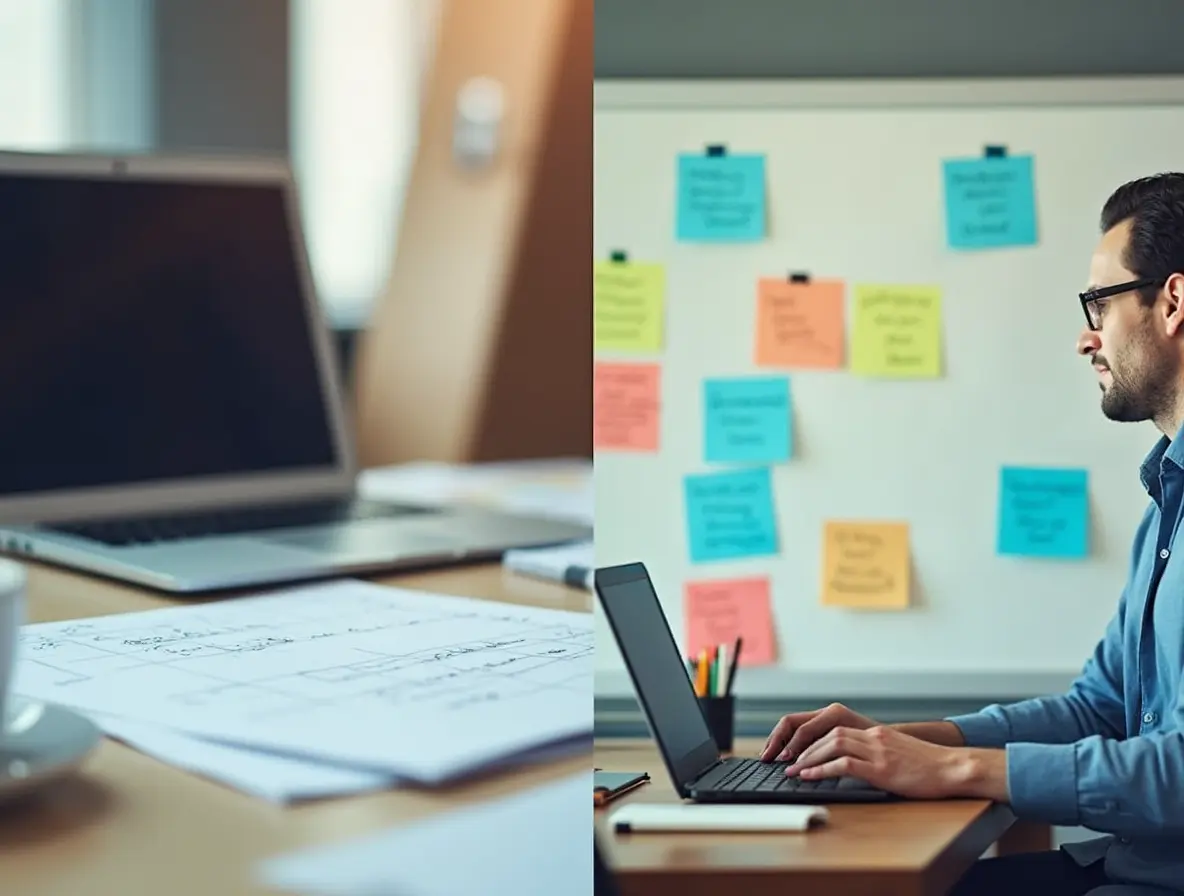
[594,260,665,353]
[850,284,943,378]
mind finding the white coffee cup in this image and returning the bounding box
[0,559,25,738]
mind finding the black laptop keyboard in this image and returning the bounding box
[43,497,435,547]
[702,757,881,794]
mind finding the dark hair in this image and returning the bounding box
[1100,173,1184,306]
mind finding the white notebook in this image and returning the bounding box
[609,803,829,833]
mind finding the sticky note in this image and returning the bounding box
[755,278,845,369]
[594,362,661,451]
[821,521,911,610]
[997,466,1089,558]
[684,467,778,563]
[684,577,777,666]
[676,151,766,242]
[703,376,791,463]
[850,284,942,378]
[943,153,1037,249]
[594,260,664,352]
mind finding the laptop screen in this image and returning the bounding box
[0,171,337,496]
[595,563,720,789]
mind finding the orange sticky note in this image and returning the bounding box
[821,521,911,609]
[755,277,845,369]
[684,577,777,666]
[594,362,661,451]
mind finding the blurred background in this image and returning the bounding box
[0,0,591,467]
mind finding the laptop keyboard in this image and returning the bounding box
[702,757,881,794]
[42,497,436,547]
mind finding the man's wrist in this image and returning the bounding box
[941,747,1009,801]
[891,720,966,747]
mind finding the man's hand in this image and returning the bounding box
[784,724,1009,801]
[760,702,878,762]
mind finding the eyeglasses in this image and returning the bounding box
[1079,278,1159,330]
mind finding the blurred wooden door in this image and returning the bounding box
[352,0,592,467]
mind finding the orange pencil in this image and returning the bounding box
[695,648,709,696]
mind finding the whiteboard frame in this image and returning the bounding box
[593,74,1184,700]
[595,75,1184,111]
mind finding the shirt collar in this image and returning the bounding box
[1140,420,1184,494]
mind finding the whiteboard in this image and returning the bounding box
[593,77,1184,698]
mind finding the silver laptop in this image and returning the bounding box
[0,150,589,593]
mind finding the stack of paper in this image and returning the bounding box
[258,771,591,895]
[13,580,593,801]
[359,457,592,525]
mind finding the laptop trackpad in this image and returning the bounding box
[264,523,459,561]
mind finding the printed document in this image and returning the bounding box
[14,581,593,784]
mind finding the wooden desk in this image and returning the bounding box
[3,561,591,896]
[595,739,1050,896]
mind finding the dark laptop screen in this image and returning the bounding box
[0,172,337,496]
[595,563,720,788]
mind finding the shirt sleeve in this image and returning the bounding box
[945,592,1128,747]
[1004,730,1184,836]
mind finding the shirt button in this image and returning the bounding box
[1161,549,1171,559]
[1144,711,1157,724]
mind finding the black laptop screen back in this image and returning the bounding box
[595,563,720,788]
[0,172,337,496]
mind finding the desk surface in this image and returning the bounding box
[4,560,591,896]
[595,739,1019,896]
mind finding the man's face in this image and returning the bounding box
[1078,220,1176,423]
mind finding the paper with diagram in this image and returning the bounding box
[13,580,593,784]
[96,712,589,804]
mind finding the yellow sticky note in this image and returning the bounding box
[594,260,665,352]
[850,284,942,377]
[821,521,911,609]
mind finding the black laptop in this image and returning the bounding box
[595,561,894,803]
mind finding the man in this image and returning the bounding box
[761,173,1184,896]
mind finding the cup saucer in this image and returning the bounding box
[0,696,102,805]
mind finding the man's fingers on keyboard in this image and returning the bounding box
[761,715,799,760]
[785,728,863,775]
[800,756,872,781]
[778,714,830,761]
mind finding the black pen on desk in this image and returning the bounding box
[725,637,742,696]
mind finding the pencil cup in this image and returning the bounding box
[698,695,735,754]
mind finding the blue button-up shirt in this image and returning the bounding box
[948,428,1184,891]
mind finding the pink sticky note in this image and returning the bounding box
[594,361,661,451]
[683,577,777,666]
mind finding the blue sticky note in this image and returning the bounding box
[997,466,1089,558]
[704,376,792,463]
[676,152,766,242]
[942,154,1037,250]
[684,467,779,563]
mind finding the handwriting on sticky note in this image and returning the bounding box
[997,466,1088,558]
[594,260,665,352]
[594,362,661,451]
[676,152,766,242]
[684,577,777,666]
[703,376,791,463]
[850,284,942,377]
[821,521,910,609]
[943,154,1037,250]
[755,278,845,369]
[684,468,778,563]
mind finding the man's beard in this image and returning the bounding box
[1097,337,1176,424]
